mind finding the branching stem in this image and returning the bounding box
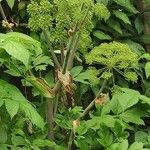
[43,30,61,69]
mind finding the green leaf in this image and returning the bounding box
[5,99,19,119]
[70,66,83,77]
[135,17,144,34]
[140,53,150,60]
[11,135,27,147]
[107,18,122,34]
[93,30,112,40]
[113,10,131,24]
[0,144,8,150]
[123,40,145,56]
[33,139,65,150]
[145,62,150,78]
[97,127,113,147]
[4,32,42,55]
[2,40,30,67]
[113,0,138,13]
[0,79,45,129]
[135,131,148,143]
[26,76,53,98]
[6,0,15,9]
[139,95,150,105]
[0,125,7,144]
[128,142,143,150]
[110,88,140,114]
[120,108,145,125]
[96,0,109,5]
[118,140,128,150]
[0,99,4,107]
[140,34,150,44]
[33,54,53,67]
[107,140,129,150]
[74,72,90,84]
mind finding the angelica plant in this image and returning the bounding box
[86,42,139,82]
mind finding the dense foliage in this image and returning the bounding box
[1,0,150,150]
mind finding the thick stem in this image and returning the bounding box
[62,34,77,74]
[47,99,54,140]
[67,33,81,70]
[67,130,74,150]
[43,30,61,69]
[137,0,150,52]
[60,41,65,65]
[78,80,107,120]
[0,3,7,21]
[67,80,107,149]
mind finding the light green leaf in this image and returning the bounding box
[74,72,90,84]
[5,99,19,119]
[93,30,112,40]
[107,140,129,150]
[113,10,131,24]
[11,135,27,147]
[6,0,15,9]
[145,62,150,78]
[70,66,83,77]
[33,55,53,66]
[128,142,143,150]
[118,140,128,150]
[107,18,122,34]
[140,53,150,60]
[97,127,113,147]
[5,32,42,55]
[135,131,148,143]
[2,40,30,67]
[120,108,145,125]
[33,139,65,150]
[110,88,140,114]
[139,95,150,105]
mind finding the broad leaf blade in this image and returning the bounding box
[0,79,45,129]
[6,0,15,9]
[93,30,112,40]
[5,99,19,119]
[2,40,30,67]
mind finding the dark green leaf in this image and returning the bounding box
[135,17,144,34]
[113,10,131,24]
[107,18,122,34]
[93,30,112,40]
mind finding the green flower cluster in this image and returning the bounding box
[94,3,110,21]
[86,42,139,82]
[52,0,93,41]
[79,31,93,54]
[27,0,111,42]
[86,67,100,86]
[27,0,52,31]
[101,71,113,80]
[124,71,138,82]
